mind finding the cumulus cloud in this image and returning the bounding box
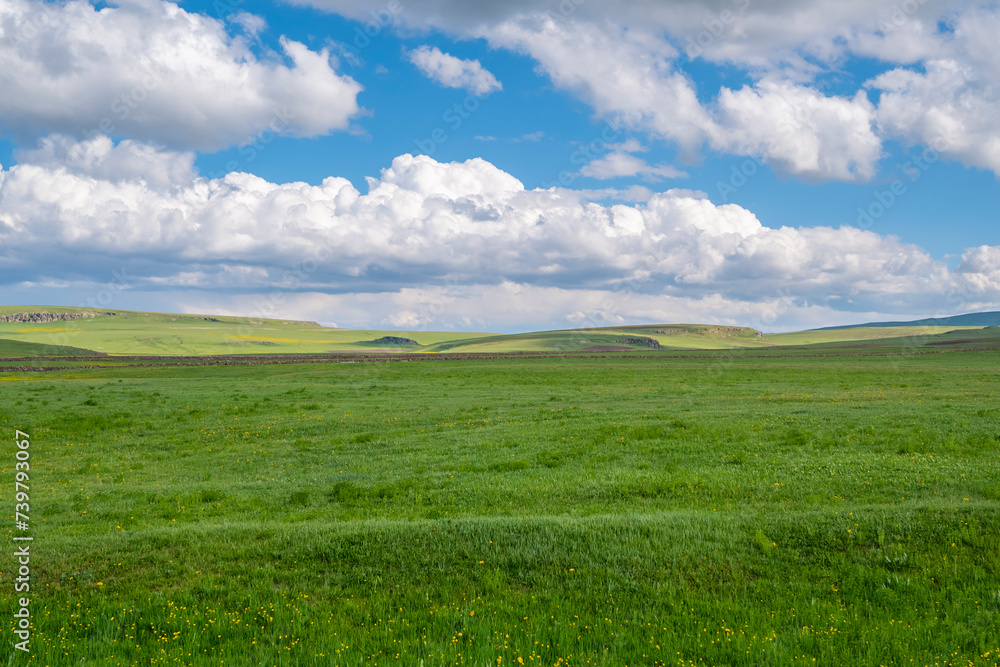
[406,45,502,95]
[292,0,958,68]
[956,245,1000,294]
[14,135,196,190]
[295,0,1000,182]
[230,11,266,37]
[2,136,995,326]
[863,5,1000,176]
[483,16,887,181]
[713,80,881,182]
[486,16,713,159]
[872,62,1000,176]
[0,0,363,150]
[580,141,687,181]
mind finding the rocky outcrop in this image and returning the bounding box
[371,336,419,345]
[0,311,116,323]
[616,336,661,349]
[653,326,763,338]
[706,326,763,338]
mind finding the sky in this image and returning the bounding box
[1,0,998,333]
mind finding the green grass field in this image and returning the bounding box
[2,346,999,665]
[0,338,105,358]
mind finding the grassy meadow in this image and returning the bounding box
[0,307,774,356]
[2,347,1000,665]
[0,307,498,356]
[8,306,988,356]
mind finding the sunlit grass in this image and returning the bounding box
[1,351,999,664]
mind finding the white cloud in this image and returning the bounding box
[406,45,502,95]
[485,16,713,159]
[580,142,687,181]
[512,131,545,143]
[714,80,881,182]
[292,0,959,68]
[2,136,995,327]
[872,62,1000,175]
[0,0,363,150]
[15,135,196,190]
[956,245,1000,294]
[472,16,883,181]
[864,5,1000,176]
[230,11,266,37]
[295,0,1000,182]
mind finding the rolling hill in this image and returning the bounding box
[2,305,999,357]
[816,310,1000,329]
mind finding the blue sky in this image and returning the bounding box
[1,0,998,332]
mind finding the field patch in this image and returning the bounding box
[2,348,999,664]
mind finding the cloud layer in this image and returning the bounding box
[297,0,1000,181]
[1,137,996,330]
[0,0,363,150]
[7,0,998,181]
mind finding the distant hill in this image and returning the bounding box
[0,338,105,357]
[3,305,998,357]
[0,306,768,356]
[426,324,766,353]
[816,311,1000,330]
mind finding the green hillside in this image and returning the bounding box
[4,306,999,357]
[0,307,773,356]
[0,306,495,356]
[762,325,985,347]
[427,323,767,353]
[0,338,104,357]
[816,310,1000,329]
